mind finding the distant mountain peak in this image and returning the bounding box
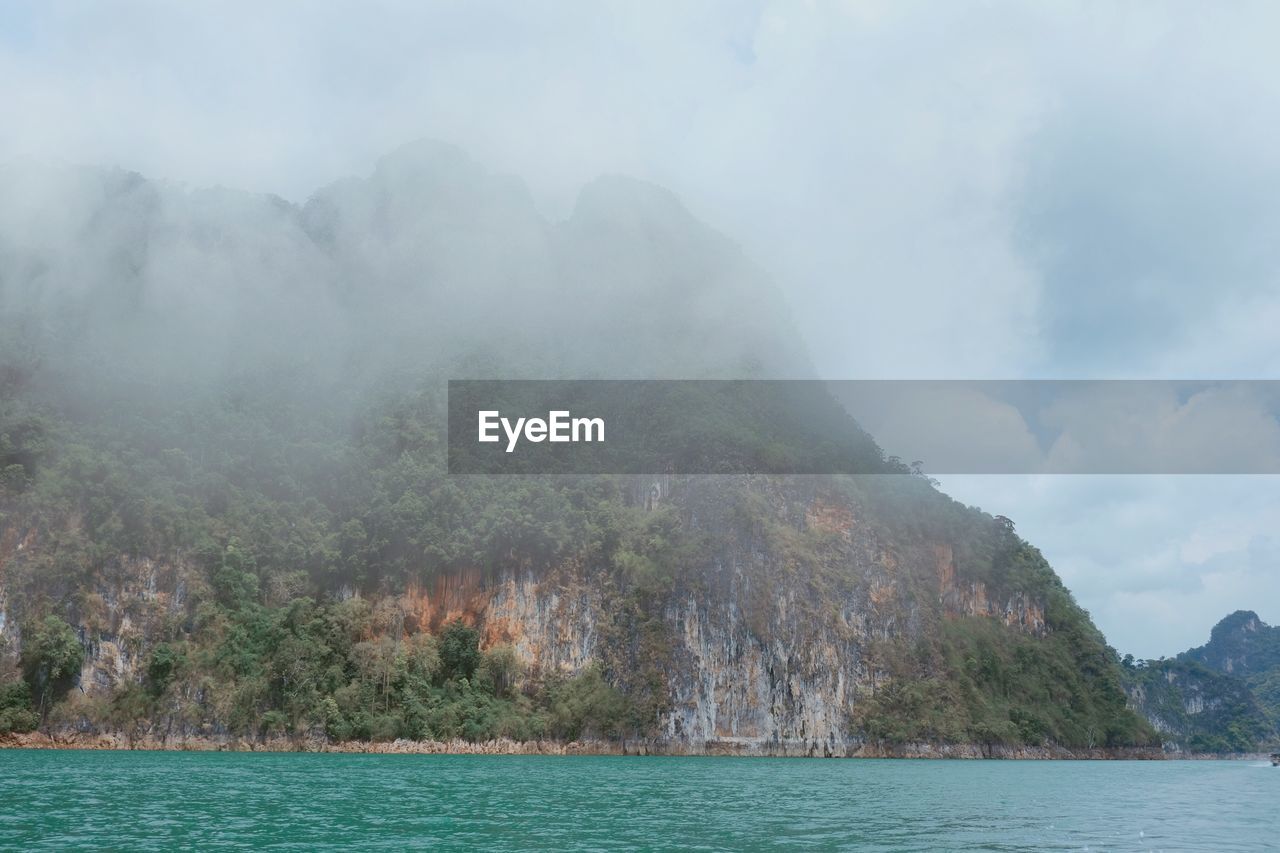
[1180,609,1279,679]
[1129,610,1280,752]
[1209,610,1265,640]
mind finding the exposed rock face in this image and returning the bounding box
[482,569,602,675]
[937,544,1046,636]
[646,478,907,753]
[0,530,198,697]
[660,588,863,755]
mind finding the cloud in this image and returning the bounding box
[6,2,1278,381]
[4,0,1280,654]
[0,1,1047,378]
[836,382,1045,472]
[1010,3,1280,376]
[839,380,1280,475]
[1040,382,1280,474]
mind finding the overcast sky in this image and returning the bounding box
[3,1,1279,656]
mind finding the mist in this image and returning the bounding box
[4,0,1280,657]
[0,141,809,412]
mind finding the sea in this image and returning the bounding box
[0,750,1274,850]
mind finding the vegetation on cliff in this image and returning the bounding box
[1116,611,1280,753]
[1121,657,1275,753]
[1179,610,1280,716]
[1,372,1153,749]
[847,514,1152,750]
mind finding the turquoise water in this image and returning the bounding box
[0,751,1274,851]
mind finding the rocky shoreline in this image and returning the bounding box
[0,730,1196,759]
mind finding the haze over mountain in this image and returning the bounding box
[7,3,1280,660]
[1,141,807,390]
[1,147,1156,754]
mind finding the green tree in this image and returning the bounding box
[477,644,521,698]
[21,615,84,720]
[213,540,260,609]
[0,679,39,734]
[146,643,186,697]
[439,620,481,683]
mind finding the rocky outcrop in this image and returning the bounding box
[1121,611,1280,753]
[0,527,197,697]
[1122,659,1277,752]
[937,544,1046,636]
[0,729,1166,759]
[481,568,603,674]
[1180,610,1280,680]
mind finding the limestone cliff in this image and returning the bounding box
[2,473,1137,754]
[1118,612,1280,753]
[1122,658,1276,753]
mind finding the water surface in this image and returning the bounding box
[0,751,1273,850]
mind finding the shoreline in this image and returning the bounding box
[3,731,1249,760]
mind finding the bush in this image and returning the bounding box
[20,615,84,717]
[439,620,481,682]
[146,643,186,697]
[0,679,38,734]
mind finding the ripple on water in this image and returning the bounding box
[0,752,1275,851]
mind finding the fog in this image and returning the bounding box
[4,1,1280,655]
[0,141,807,403]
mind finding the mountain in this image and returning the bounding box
[1120,612,1280,753]
[0,144,1154,755]
[1181,611,1280,692]
[1122,659,1275,753]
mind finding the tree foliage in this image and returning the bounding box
[20,615,84,718]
